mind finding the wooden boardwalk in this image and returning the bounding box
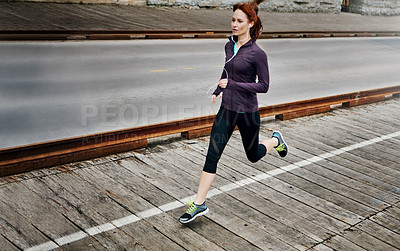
[1,98,399,251]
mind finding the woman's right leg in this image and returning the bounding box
[196,107,236,204]
[194,171,216,205]
[179,108,236,223]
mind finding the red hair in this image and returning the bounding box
[233,0,265,40]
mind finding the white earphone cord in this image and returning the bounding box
[206,26,251,98]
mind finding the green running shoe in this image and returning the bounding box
[179,201,208,224]
[272,131,288,157]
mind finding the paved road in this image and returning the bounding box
[1,37,400,148]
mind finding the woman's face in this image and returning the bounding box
[231,9,251,37]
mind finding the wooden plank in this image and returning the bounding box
[23,168,149,250]
[355,219,400,249]
[131,149,202,195]
[281,134,400,203]
[0,183,82,246]
[145,213,225,250]
[47,170,132,221]
[275,105,331,120]
[385,206,400,221]
[260,175,363,225]
[169,208,263,251]
[309,243,335,251]
[119,155,196,199]
[290,165,389,211]
[342,95,386,107]
[0,138,148,177]
[205,197,298,251]
[93,159,175,207]
[341,227,398,251]
[315,115,400,161]
[223,189,322,249]
[280,122,400,188]
[323,235,366,250]
[181,126,212,139]
[306,163,399,204]
[245,180,349,233]
[86,34,131,40]
[276,170,377,217]
[0,201,52,250]
[146,34,183,39]
[370,212,400,235]
[72,164,158,213]
[0,234,19,251]
[318,116,400,168]
[326,157,400,194]
[308,116,400,170]
[288,123,400,185]
[46,166,182,250]
[275,135,400,204]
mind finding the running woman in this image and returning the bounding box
[179,0,288,224]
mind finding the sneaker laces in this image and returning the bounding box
[184,196,198,214]
[186,203,198,215]
[275,143,286,152]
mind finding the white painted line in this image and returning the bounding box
[236,177,256,186]
[253,173,271,181]
[220,183,240,192]
[281,164,299,172]
[206,188,223,198]
[330,149,346,155]
[86,223,115,236]
[307,156,324,163]
[25,130,400,251]
[294,160,312,167]
[112,215,140,228]
[319,153,334,159]
[267,168,286,176]
[137,208,163,219]
[159,201,184,212]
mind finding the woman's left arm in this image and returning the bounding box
[226,50,270,93]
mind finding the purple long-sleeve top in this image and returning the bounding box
[213,36,270,113]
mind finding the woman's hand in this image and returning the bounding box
[211,93,223,104]
[219,79,228,89]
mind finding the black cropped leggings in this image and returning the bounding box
[203,107,267,174]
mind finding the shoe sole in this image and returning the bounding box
[179,208,209,224]
[274,130,288,157]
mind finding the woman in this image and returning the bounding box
[179,0,288,224]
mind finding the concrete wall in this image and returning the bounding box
[349,0,400,15]
[146,0,342,13]
[4,0,342,13]
[6,0,399,15]
[4,0,146,5]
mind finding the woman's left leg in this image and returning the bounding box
[237,111,278,162]
[237,111,264,162]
